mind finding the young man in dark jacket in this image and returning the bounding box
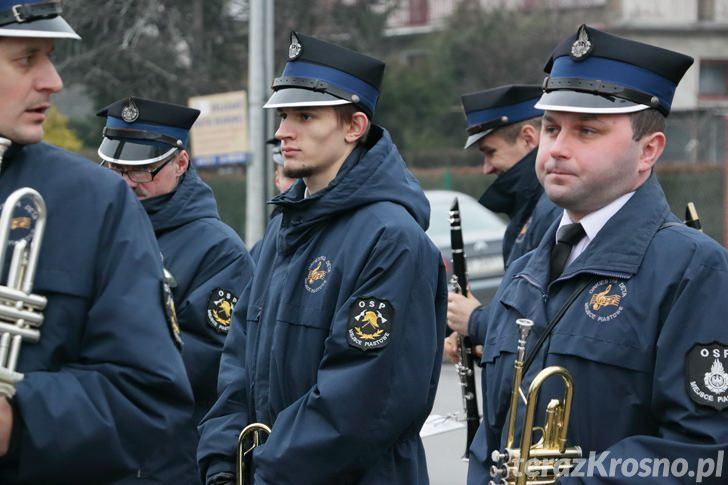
[198,31,447,485]
[445,85,561,363]
[97,96,254,482]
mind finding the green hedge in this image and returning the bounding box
[202,166,725,246]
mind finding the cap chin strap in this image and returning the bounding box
[0,1,62,27]
[103,127,183,148]
[466,117,508,136]
[543,76,665,115]
[272,76,360,105]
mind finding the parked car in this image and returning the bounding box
[424,190,506,304]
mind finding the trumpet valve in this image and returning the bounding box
[491,449,510,463]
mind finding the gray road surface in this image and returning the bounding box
[423,362,484,485]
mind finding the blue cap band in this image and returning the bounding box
[466,98,543,129]
[550,56,676,112]
[282,60,379,114]
[106,117,190,147]
[0,0,45,7]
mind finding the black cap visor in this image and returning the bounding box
[98,137,178,166]
[0,17,80,39]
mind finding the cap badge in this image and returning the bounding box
[570,25,593,61]
[288,33,302,60]
[121,98,140,123]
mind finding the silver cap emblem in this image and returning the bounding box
[121,98,140,123]
[288,33,302,60]
[570,25,593,61]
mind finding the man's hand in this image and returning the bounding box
[444,332,461,364]
[447,291,481,336]
[444,333,484,365]
[0,396,12,457]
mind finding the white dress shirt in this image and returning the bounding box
[555,191,635,269]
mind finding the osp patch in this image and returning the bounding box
[686,342,728,411]
[304,256,331,293]
[584,279,627,323]
[347,298,393,351]
[161,279,183,349]
[207,288,238,333]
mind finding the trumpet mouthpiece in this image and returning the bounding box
[516,318,534,338]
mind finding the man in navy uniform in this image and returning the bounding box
[469,25,728,484]
[445,85,561,363]
[97,96,254,481]
[0,2,195,483]
[198,31,447,485]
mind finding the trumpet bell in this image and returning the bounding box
[0,185,47,398]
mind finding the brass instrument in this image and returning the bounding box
[0,138,48,398]
[236,422,271,485]
[489,319,581,485]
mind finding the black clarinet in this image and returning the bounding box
[448,198,480,459]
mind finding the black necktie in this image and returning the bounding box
[549,223,586,282]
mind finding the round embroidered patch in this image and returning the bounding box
[584,279,627,323]
[304,256,331,293]
[686,343,728,410]
[207,288,238,333]
[347,297,394,351]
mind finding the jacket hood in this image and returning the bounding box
[270,126,430,252]
[141,169,221,233]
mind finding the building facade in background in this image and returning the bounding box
[386,0,728,164]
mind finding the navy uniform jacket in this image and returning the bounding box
[467,174,728,484]
[140,169,253,481]
[198,126,447,484]
[0,142,195,484]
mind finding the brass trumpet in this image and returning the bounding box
[0,138,48,398]
[489,319,581,485]
[236,422,271,485]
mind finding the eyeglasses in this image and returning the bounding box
[102,155,176,183]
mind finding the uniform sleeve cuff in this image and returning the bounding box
[205,460,235,485]
[468,304,486,346]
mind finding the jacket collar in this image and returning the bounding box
[478,148,540,218]
[520,172,675,286]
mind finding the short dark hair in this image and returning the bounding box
[629,108,665,141]
[496,117,542,144]
[333,104,370,144]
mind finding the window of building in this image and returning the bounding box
[699,60,728,98]
[698,0,715,21]
[408,0,429,25]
